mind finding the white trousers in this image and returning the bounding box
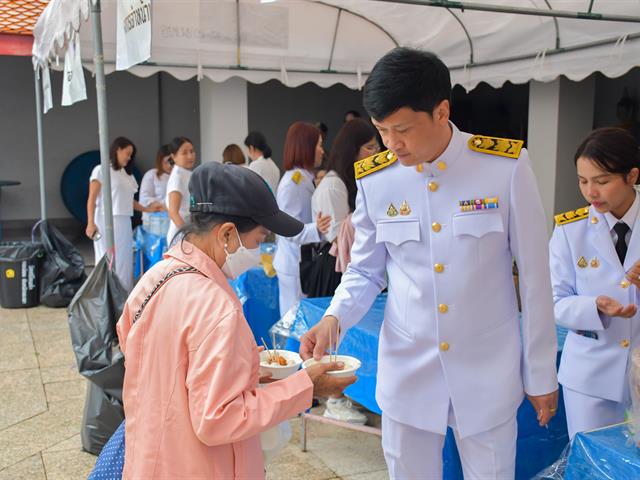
[382,411,517,480]
[93,214,134,292]
[563,386,626,440]
[277,272,303,317]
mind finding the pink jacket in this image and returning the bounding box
[117,242,313,479]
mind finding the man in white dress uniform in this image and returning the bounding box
[300,48,559,479]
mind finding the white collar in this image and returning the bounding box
[604,190,640,231]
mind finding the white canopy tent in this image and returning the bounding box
[34,0,640,91]
[31,0,640,252]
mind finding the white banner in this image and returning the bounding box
[116,0,151,71]
[61,35,87,106]
[41,65,52,113]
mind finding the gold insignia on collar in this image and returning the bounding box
[387,203,398,217]
[354,150,397,179]
[555,206,590,226]
[399,201,411,216]
[468,135,524,159]
[577,256,588,268]
[590,257,600,268]
[291,171,302,184]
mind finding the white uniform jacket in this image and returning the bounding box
[273,169,321,276]
[325,123,558,438]
[550,200,640,403]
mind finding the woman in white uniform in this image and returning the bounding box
[245,131,280,195]
[550,127,640,439]
[311,118,379,425]
[166,137,196,246]
[274,122,330,316]
[86,137,156,291]
[139,144,172,223]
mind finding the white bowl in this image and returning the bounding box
[301,355,361,378]
[259,350,303,379]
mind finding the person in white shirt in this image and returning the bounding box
[86,137,158,291]
[550,127,640,439]
[311,118,380,425]
[139,144,172,224]
[166,137,197,246]
[245,132,280,195]
[274,123,330,317]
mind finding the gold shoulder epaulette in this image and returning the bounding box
[291,170,302,184]
[468,135,524,159]
[554,206,590,226]
[354,150,397,179]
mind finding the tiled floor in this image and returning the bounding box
[0,305,387,480]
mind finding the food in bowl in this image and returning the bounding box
[259,350,303,380]
[301,355,361,378]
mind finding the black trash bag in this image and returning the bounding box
[68,254,128,455]
[32,220,87,307]
[0,241,44,308]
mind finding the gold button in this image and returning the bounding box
[621,339,630,348]
[439,342,450,352]
[621,280,630,289]
[438,304,449,313]
[437,161,447,171]
[590,217,598,224]
[432,222,442,233]
[416,164,424,173]
[434,263,444,273]
[428,181,439,192]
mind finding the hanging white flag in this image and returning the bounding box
[61,35,87,106]
[41,64,53,113]
[116,0,152,70]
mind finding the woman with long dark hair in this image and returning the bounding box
[86,136,154,290]
[165,136,197,245]
[550,127,640,439]
[139,144,172,221]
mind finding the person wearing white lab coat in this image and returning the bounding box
[166,137,196,246]
[86,137,158,291]
[273,122,330,317]
[550,127,640,440]
[139,144,172,224]
[300,48,559,479]
[245,131,280,195]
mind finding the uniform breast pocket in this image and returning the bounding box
[376,219,421,246]
[452,212,504,238]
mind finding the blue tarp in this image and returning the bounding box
[565,423,640,480]
[231,267,280,347]
[133,227,167,278]
[272,294,570,479]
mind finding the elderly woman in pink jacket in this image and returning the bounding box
[117,162,355,479]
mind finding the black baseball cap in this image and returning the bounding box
[188,162,303,237]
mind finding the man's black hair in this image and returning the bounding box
[363,47,451,121]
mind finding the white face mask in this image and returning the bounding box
[221,230,260,280]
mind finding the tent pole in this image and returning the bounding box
[34,66,47,220]
[91,0,115,254]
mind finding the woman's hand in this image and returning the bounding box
[596,295,637,318]
[85,222,97,240]
[304,361,357,397]
[316,212,331,235]
[149,201,165,212]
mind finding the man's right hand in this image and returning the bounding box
[596,295,637,318]
[300,315,339,360]
[304,361,357,397]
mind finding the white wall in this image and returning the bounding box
[0,56,200,224]
[199,77,248,164]
[528,76,595,231]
